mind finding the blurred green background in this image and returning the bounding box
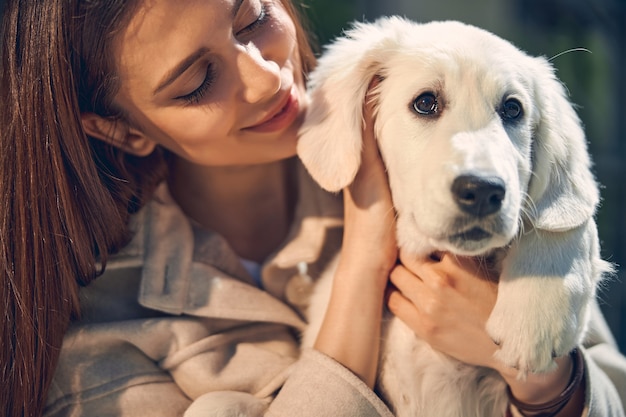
[302,0,626,353]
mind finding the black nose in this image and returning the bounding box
[451,175,506,217]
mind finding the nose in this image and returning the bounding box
[451,175,506,217]
[237,44,281,103]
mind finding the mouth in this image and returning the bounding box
[450,227,492,242]
[244,86,300,133]
[445,227,494,254]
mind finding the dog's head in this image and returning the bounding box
[298,18,599,256]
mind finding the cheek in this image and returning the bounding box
[507,128,534,188]
[137,107,233,158]
[378,124,432,215]
[261,3,299,62]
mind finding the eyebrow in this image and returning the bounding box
[152,0,246,96]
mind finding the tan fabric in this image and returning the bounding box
[45,164,394,417]
[44,162,625,417]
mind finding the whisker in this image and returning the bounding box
[548,48,592,62]
[521,189,538,229]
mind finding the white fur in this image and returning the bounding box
[298,18,611,417]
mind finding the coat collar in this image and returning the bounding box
[108,162,343,330]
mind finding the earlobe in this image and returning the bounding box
[81,112,157,157]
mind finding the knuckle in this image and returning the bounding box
[430,273,455,291]
[419,317,440,340]
[421,297,444,317]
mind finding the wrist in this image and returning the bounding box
[505,349,585,417]
[500,354,573,404]
[331,260,389,307]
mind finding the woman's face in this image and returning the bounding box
[111,0,307,166]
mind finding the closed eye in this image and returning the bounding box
[237,1,270,36]
[175,64,216,105]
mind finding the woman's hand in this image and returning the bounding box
[387,251,499,368]
[341,80,398,281]
[387,252,583,414]
[314,80,398,388]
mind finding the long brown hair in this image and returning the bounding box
[0,0,315,416]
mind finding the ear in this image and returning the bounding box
[81,113,157,157]
[526,57,599,232]
[297,19,396,192]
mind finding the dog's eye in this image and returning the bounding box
[412,93,438,116]
[500,98,523,121]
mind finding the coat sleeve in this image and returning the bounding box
[183,349,394,417]
[582,299,626,416]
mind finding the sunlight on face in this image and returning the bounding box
[112,0,307,165]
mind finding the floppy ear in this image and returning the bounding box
[297,20,395,192]
[526,57,599,232]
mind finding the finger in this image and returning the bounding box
[386,286,437,342]
[424,254,498,313]
[385,287,421,326]
[397,249,443,284]
[389,265,426,308]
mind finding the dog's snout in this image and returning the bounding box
[451,175,506,217]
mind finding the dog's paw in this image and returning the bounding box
[487,313,557,376]
[486,279,583,376]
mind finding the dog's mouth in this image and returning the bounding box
[407,212,515,256]
[442,218,518,255]
[446,227,494,253]
[451,227,492,242]
[447,221,510,256]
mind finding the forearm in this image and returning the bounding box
[310,76,396,389]
[313,258,388,388]
[314,128,397,388]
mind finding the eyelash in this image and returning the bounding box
[178,2,271,105]
[178,64,216,105]
[238,2,270,36]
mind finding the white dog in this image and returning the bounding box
[298,17,611,417]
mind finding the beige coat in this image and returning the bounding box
[45,164,625,417]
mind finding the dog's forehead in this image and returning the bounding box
[382,21,530,76]
[379,21,534,92]
[389,20,525,63]
[370,22,541,135]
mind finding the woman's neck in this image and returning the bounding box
[167,157,298,263]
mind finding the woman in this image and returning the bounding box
[0,0,624,416]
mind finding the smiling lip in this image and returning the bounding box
[245,87,300,133]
